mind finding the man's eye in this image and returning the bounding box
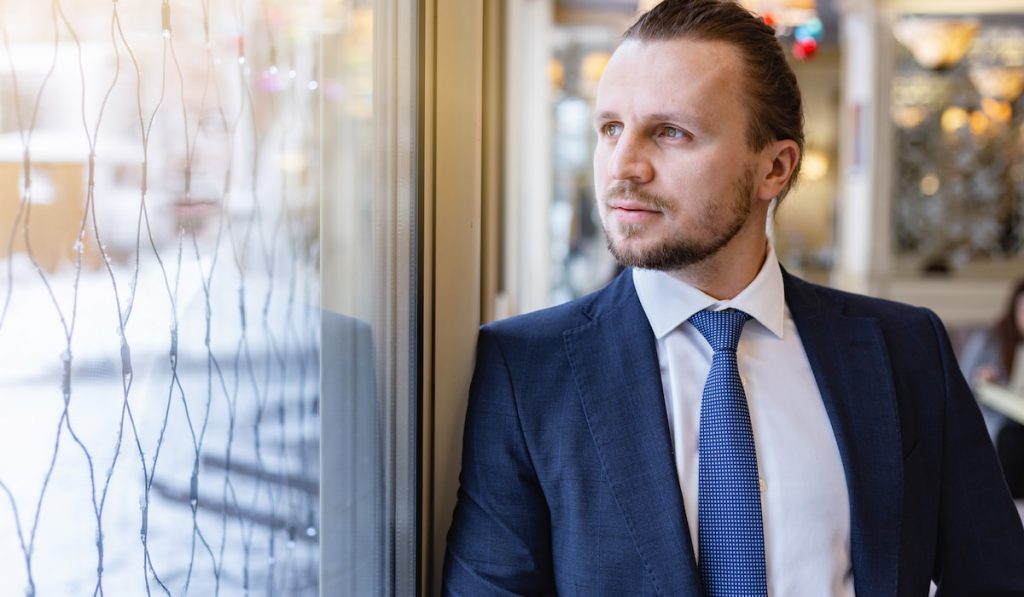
[602,123,623,137]
[661,126,688,140]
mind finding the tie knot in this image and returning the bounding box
[689,308,750,352]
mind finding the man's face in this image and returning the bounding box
[592,38,764,270]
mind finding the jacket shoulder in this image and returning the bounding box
[483,270,636,342]
[786,274,934,323]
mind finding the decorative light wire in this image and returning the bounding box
[0,0,320,594]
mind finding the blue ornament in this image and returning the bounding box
[804,17,824,40]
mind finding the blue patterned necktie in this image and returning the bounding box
[689,308,767,597]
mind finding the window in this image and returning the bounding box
[0,1,320,593]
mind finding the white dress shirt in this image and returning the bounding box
[633,245,854,597]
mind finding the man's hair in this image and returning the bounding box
[623,0,805,200]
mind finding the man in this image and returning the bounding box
[443,0,1024,595]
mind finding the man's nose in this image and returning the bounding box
[608,132,653,183]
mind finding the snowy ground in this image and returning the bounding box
[0,254,319,596]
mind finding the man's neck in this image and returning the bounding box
[666,232,769,300]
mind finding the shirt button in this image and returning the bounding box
[759,478,767,493]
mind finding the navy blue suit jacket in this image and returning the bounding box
[443,270,1024,596]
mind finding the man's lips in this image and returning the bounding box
[608,199,661,210]
[609,202,661,223]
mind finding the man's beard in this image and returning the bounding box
[602,169,755,271]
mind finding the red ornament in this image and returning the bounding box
[762,13,776,29]
[793,37,817,60]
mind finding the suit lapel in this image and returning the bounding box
[784,273,902,597]
[564,278,701,596]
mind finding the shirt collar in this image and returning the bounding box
[633,243,786,340]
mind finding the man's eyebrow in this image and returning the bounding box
[649,111,703,125]
[591,110,709,129]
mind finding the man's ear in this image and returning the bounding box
[755,139,800,201]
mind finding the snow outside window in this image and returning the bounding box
[0,0,321,594]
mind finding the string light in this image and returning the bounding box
[0,0,321,594]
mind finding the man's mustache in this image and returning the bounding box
[602,183,672,212]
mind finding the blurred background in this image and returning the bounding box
[490,0,1024,322]
[5,0,1024,595]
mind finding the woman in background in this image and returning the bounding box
[961,278,1024,498]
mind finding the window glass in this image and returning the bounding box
[320,0,419,594]
[0,0,320,593]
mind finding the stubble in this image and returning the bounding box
[602,168,755,271]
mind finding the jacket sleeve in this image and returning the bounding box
[928,310,1024,594]
[442,326,557,596]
